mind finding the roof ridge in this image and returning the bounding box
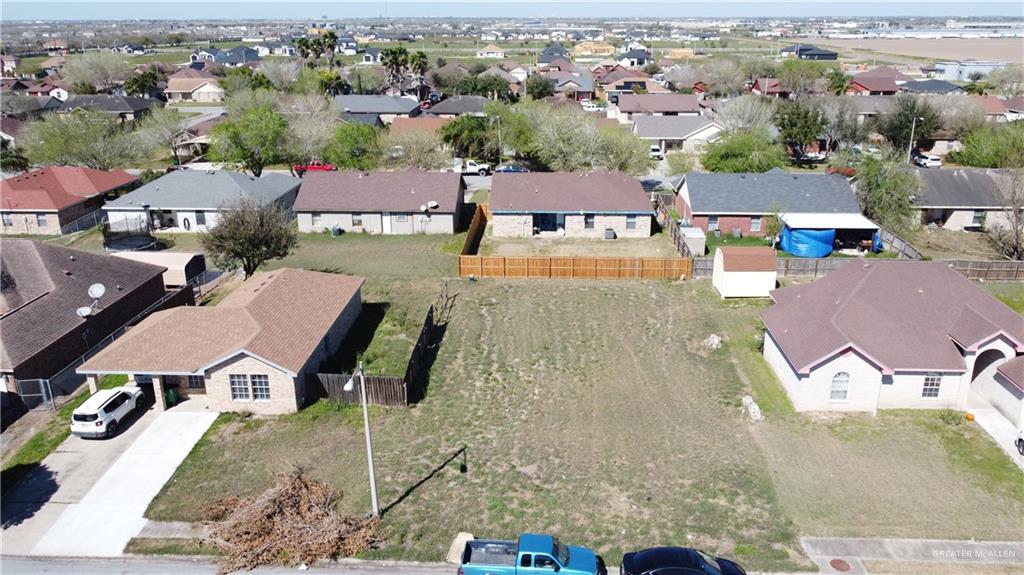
[826,262,878,361]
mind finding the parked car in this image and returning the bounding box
[621,547,747,575]
[852,143,882,158]
[70,387,144,439]
[580,99,601,112]
[293,160,336,175]
[912,150,942,168]
[459,533,606,575]
[454,158,492,176]
[649,145,665,161]
[495,164,530,173]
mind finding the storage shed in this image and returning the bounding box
[111,251,206,287]
[712,247,777,298]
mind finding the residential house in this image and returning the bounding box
[103,170,300,233]
[426,95,489,117]
[847,76,898,96]
[899,79,965,95]
[1,167,138,235]
[618,49,653,68]
[632,116,722,153]
[0,94,61,119]
[43,39,68,55]
[1003,97,1024,122]
[780,43,838,60]
[845,95,897,125]
[913,168,1013,231]
[476,44,506,59]
[25,79,68,101]
[537,43,571,65]
[294,170,464,234]
[544,72,595,101]
[971,95,1008,122]
[490,171,655,238]
[111,43,146,56]
[613,93,701,122]
[541,57,580,74]
[164,74,225,103]
[189,46,261,68]
[761,261,1024,416]
[57,95,161,122]
[339,112,384,128]
[853,65,913,83]
[360,48,383,64]
[336,37,358,55]
[1,55,20,75]
[333,94,420,124]
[78,268,364,414]
[572,41,617,59]
[388,116,452,139]
[598,72,670,102]
[172,114,226,159]
[478,65,519,86]
[1,240,172,400]
[676,169,876,251]
[933,60,1009,82]
[751,77,789,98]
[0,117,23,148]
[37,56,65,77]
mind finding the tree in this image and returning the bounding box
[209,106,288,177]
[701,129,788,173]
[455,75,514,100]
[62,52,130,92]
[820,96,864,153]
[0,147,30,172]
[524,74,554,99]
[984,64,1024,98]
[317,69,348,97]
[382,130,448,170]
[763,204,784,248]
[408,50,429,100]
[642,62,661,76]
[989,169,1024,260]
[346,66,386,95]
[666,152,695,176]
[854,154,918,236]
[296,37,312,62]
[717,94,774,133]
[122,68,161,96]
[221,66,273,94]
[260,60,302,91]
[321,30,338,68]
[19,111,141,170]
[281,97,335,169]
[224,88,279,117]
[774,99,827,162]
[778,59,826,97]
[136,106,186,165]
[872,93,941,154]
[199,197,298,278]
[934,94,986,139]
[324,122,382,170]
[381,46,409,88]
[704,58,744,97]
[948,122,1024,168]
[596,126,652,176]
[825,69,852,95]
[440,115,497,162]
[739,58,778,83]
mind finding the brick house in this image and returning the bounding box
[294,170,464,235]
[78,269,364,414]
[613,93,701,122]
[491,171,655,238]
[1,167,139,235]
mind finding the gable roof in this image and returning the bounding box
[684,169,861,215]
[388,116,452,137]
[844,94,897,115]
[899,79,964,94]
[294,170,463,213]
[912,167,1007,208]
[334,94,420,115]
[855,65,913,82]
[971,95,1007,116]
[478,66,518,83]
[1,240,166,372]
[165,77,223,94]
[849,76,898,93]
[996,356,1024,392]
[478,44,504,53]
[58,95,161,115]
[427,95,489,116]
[104,170,299,211]
[1,167,138,212]
[762,261,1024,374]
[753,77,784,94]
[491,171,654,214]
[1003,97,1024,112]
[719,246,776,272]
[617,93,700,114]
[619,49,652,61]
[78,269,364,377]
[0,117,24,138]
[632,115,719,140]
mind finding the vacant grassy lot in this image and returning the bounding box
[478,229,681,258]
[914,228,1002,260]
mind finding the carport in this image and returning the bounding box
[988,356,1024,427]
[778,212,880,257]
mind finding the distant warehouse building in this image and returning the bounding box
[934,60,1009,82]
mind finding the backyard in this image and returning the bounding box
[477,227,681,258]
[914,227,1003,261]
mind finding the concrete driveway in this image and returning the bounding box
[968,390,1024,472]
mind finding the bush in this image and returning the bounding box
[948,122,1024,168]
[938,409,964,427]
[701,129,787,173]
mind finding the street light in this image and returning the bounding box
[906,116,925,164]
[344,361,379,516]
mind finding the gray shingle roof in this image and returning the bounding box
[104,170,299,211]
[333,95,420,115]
[632,116,718,139]
[684,169,861,215]
[427,95,489,116]
[899,79,965,94]
[58,95,161,115]
[912,167,1006,208]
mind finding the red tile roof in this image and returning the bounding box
[720,247,776,272]
[1,167,138,211]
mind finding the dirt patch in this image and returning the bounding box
[478,229,681,258]
[814,38,1024,64]
[914,228,1001,260]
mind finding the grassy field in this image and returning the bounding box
[985,282,1024,313]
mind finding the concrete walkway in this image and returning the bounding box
[29,410,218,557]
[802,537,1024,565]
[968,391,1024,472]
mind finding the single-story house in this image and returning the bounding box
[632,116,722,153]
[972,95,1008,123]
[751,77,789,98]
[1,240,172,401]
[189,46,260,68]
[762,260,1024,414]
[333,94,420,124]
[427,95,489,118]
[476,44,506,59]
[294,170,464,234]
[111,43,147,56]
[677,169,877,254]
[57,95,161,122]
[1,55,20,75]
[103,170,300,233]
[0,117,24,148]
[78,268,364,414]
[845,95,897,125]
[913,168,1013,231]
[360,48,383,64]
[389,116,452,138]
[478,66,519,85]
[173,113,226,159]
[542,72,595,101]
[1,167,139,235]
[618,49,653,68]
[490,171,655,238]
[600,76,671,102]
[780,44,838,60]
[613,93,701,122]
[712,247,777,299]
[899,79,965,95]
[1001,96,1024,122]
[847,76,898,96]
[164,76,225,103]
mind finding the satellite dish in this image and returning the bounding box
[420,204,428,212]
[88,283,106,299]
[76,306,93,318]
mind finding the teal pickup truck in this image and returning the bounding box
[458,533,606,575]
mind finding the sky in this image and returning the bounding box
[2,0,1022,21]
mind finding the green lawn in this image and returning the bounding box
[985,282,1024,313]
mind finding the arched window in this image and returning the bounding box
[830,372,850,401]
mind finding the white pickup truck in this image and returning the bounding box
[453,158,492,176]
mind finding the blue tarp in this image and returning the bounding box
[780,226,835,258]
[872,230,883,253]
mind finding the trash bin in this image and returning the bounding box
[165,387,178,407]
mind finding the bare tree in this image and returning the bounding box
[989,169,1024,260]
[281,96,336,167]
[62,52,131,92]
[717,94,775,133]
[984,64,1024,98]
[135,106,186,165]
[704,59,744,97]
[259,60,303,91]
[820,96,864,152]
[933,94,986,140]
[224,88,279,117]
[382,131,448,170]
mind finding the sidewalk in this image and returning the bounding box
[802,536,1024,565]
[968,391,1024,472]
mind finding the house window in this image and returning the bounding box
[626,215,637,230]
[1,213,11,227]
[311,212,322,227]
[187,375,205,389]
[830,372,850,401]
[584,214,595,229]
[195,211,206,226]
[395,213,409,222]
[251,374,271,401]
[352,214,363,227]
[230,374,250,400]
[971,211,985,227]
[750,216,762,232]
[923,374,942,398]
[708,216,719,231]
[36,213,47,228]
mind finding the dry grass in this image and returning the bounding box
[814,38,1024,64]
[478,229,681,258]
[914,228,1001,261]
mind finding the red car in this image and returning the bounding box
[293,161,336,175]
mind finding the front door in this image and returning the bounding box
[382,212,392,234]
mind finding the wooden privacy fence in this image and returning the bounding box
[879,228,923,260]
[462,202,489,256]
[655,195,693,258]
[459,255,691,279]
[948,260,1024,281]
[311,373,408,406]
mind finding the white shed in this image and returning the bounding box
[712,247,777,298]
[111,251,206,287]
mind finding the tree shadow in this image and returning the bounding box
[319,302,390,374]
[381,446,467,517]
[1,463,58,528]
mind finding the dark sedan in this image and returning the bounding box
[620,547,746,575]
[494,164,530,173]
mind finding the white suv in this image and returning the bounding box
[70,387,144,439]
[912,151,942,168]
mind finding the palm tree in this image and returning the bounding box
[321,31,339,68]
[296,37,311,62]
[408,50,429,100]
[381,46,409,90]
[309,38,325,66]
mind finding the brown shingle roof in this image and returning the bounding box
[294,170,463,214]
[616,93,700,114]
[971,95,1007,116]
[79,268,364,376]
[1,167,138,211]
[850,76,898,93]
[996,356,1024,392]
[491,171,654,214]
[389,116,452,137]
[762,261,1024,375]
[720,247,776,272]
